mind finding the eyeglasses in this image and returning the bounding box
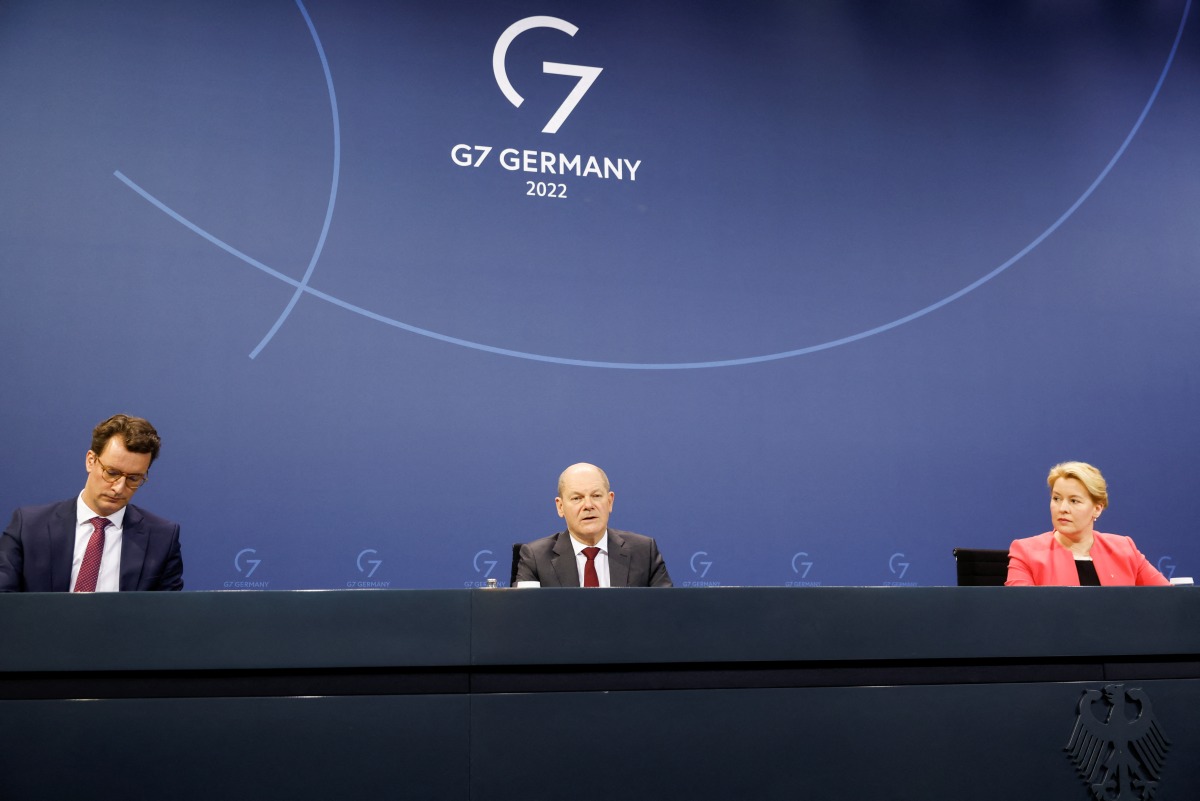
[94,456,148,488]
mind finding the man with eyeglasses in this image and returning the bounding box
[0,414,183,592]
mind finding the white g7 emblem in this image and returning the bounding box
[493,16,603,134]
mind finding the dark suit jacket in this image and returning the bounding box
[514,529,672,587]
[0,499,184,592]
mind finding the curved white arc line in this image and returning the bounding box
[248,0,341,359]
[115,0,1191,370]
[113,171,301,287]
[493,15,579,108]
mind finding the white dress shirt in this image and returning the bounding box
[72,492,126,592]
[569,530,611,587]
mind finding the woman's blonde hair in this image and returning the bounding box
[1047,461,1108,509]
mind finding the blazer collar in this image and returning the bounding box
[550,529,631,587]
[550,532,580,586]
[49,499,76,591]
[608,529,630,588]
[119,505,146,591]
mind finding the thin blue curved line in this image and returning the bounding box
[248,0,341,359]
[115,0,1190,370]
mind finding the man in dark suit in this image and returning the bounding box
[514,463,671,587]
[0,414,183,592]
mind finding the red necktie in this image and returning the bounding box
[582,546,601,587]
[74,517,110,593]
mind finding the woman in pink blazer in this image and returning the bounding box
[1006,461,1169,587]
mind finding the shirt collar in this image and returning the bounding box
[568,530,608,555]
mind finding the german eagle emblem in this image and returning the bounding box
[1064,684,1170,800]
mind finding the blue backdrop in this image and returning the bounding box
[2,0,1197,589]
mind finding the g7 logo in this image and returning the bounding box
[357,549,383,578]
[234,548,261,577]
[493,16,603,134]
[473,549,498,578]
[791,552,813,578]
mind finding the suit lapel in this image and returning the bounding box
[1088,534,1119,585]
[608,529,630,588]
[551,532,580,587]
[119,505,147,591]
[1050,537,1081,586]
[49,500,76,592]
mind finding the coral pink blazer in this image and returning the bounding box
[1006,531,1169,586]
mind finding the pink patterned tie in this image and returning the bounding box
[582,546,600,587]
[74,517,110,593]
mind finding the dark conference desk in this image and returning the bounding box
[3,587,1198,800]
